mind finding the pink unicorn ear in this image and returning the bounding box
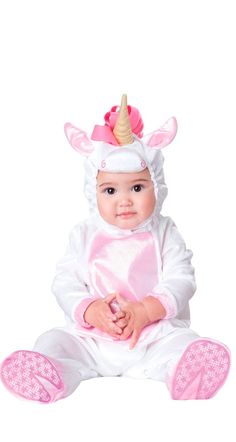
[144,117,177,149]
[64,123,94,156]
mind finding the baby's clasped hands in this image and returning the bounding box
[84,293,130,338]
[112,293,151,349]
[84,292,163,349]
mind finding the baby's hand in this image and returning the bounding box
[84,293,128,338]
[110,299,130,330]
[114,294,150,349]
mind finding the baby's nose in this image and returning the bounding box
[119,198,133,207]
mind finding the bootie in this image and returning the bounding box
[169,339,231,400]
[0,350,64,403]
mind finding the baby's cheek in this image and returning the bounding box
[146,194,156,213]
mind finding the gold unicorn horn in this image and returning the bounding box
[113,94,133,145]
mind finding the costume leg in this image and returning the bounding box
[0,328,101,403]
[125,328,231,400]
[123,328,199,380]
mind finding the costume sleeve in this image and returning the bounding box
[149,217,196,319]
[51,224,97,328]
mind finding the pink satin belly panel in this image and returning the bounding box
[88,231,159,301]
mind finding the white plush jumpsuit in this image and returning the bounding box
[33,212,200,398]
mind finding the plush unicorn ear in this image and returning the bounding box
[64,123,94,156]
[143,117,177,149]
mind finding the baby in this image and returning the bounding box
[86,166,166,350]
[0,95,231,402]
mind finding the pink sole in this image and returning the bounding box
[0,350,64,403]
[171,339,231,400]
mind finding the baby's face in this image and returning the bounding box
[96,168,156,229]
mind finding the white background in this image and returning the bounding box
[0,1,235,441]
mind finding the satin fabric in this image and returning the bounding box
[74,228,165,342]
[88,231,159,301]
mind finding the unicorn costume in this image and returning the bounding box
[0,96,230,402]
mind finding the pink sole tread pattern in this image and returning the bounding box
[1,350,64,403]
[171,339,231,400]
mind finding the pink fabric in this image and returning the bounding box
[64,123,94,156]
[170,339,231,400]
[91,125,119,145]
[74,231,160,340]
[147,117,177,149]
[91,105,144,145]
[88,231,158,302]
[0,350,64,403]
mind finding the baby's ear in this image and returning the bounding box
[64,123,94,156]
[143,117,177,150]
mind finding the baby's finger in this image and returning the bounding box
[102,304,117,321]
[119,323,133,340]
[107,320,123,335]
[104,293,118,304]
[129,329,141,350]
[115,318,128,328]
[115,310,126,319]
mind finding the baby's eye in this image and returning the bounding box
[104,187,116,195]
[132,184,144,192]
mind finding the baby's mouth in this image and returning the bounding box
[117,212,137,219]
